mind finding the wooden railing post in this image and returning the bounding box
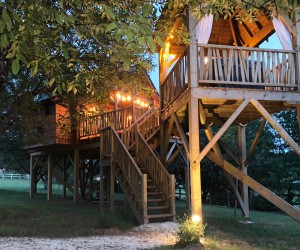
[142,174,148,224]
[170,174,176,222]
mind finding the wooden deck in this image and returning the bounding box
[161,44,300,126]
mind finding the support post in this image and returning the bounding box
[109,165,115,212]
[187,6,202,223]
[297,105,300,145]
[47,153,53,201]
[29,154,34,198]
[62,157,67,198]
[189,97,202,223]
[73,147,79,203]
[295,8,300,90]
[238,125,250,219]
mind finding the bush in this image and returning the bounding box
[176,214,206,246]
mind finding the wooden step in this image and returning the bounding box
[147,191,162,196]
[146,213,174,219]
[148,198,165,203]
[147,206,169,210]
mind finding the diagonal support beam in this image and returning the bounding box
[161,115,175,163]
[195,99,250,163]
[199,102,248,214]
[206,150,300,223]
[246,118,266,164]
[166,144,184,166]
[250,99,300,156]
[173,113,190,159]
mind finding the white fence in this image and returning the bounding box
[1,173,30,180]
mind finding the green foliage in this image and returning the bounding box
[176,214,206,246]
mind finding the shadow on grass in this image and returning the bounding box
[0,189,136,237]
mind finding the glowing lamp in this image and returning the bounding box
[136,99,141,104]
[121,96,126,101]
[204,57,209,65]
[126,96,131,101]
[170,34,174,39]
[116,93,121,99]
[128,115,132,120]
[192,214,201,223]
[145,103,149,108]
[141,102,145,107]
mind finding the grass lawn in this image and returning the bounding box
[0,180,299,249]
[0,179,136,237]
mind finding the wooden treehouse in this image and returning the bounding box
[158,7,300,223]
[27,5,300,224]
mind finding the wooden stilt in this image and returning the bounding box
[62,157,67,198]
[297,105,300,145]
[238,125,249,219]
[73,147,79,203]
[109,165,115,212]
[47,153,53,201]
[29,154,34,198]
[189,97,202,223]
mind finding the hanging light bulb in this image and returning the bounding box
[121,96,126,101]
[116,93,121,99]
[126,96,131,101]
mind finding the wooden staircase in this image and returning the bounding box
[100,108,176,224]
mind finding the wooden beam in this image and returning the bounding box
[192,87,300,102]
[161,88,190,121]
[166,142,177,161]
[166,144,184,166]
[297,105,300,145]
[173,113,190,159]
[209,150,300,222]
[199,105,248,215]
[47,153,53,201]
[250,99,300,156]
[62,157,67,198]
[54,171,73,194]
[73,147,79,203]
[246,119,267,164]
[29,154,34,198]
[161,115,175,163]
[195,99,250,164]
[219,141,240,165]
[238,126,249,218]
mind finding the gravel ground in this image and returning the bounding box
[0,222,178,250]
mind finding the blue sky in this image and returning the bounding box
[149,33,282,91]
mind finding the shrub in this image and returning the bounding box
[176,214,206,246]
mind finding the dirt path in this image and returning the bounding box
[0,222,178,250]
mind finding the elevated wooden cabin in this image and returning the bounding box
[158,6,300,222]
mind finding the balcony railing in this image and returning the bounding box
[198,44,298,90]
[80,106,148,138]
[161,50,188,110]
[160,44,299,111]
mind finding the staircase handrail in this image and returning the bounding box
[120,107,156,149]
[136,131,175,214]
[111,128,145,207]
[138,109,160,141]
